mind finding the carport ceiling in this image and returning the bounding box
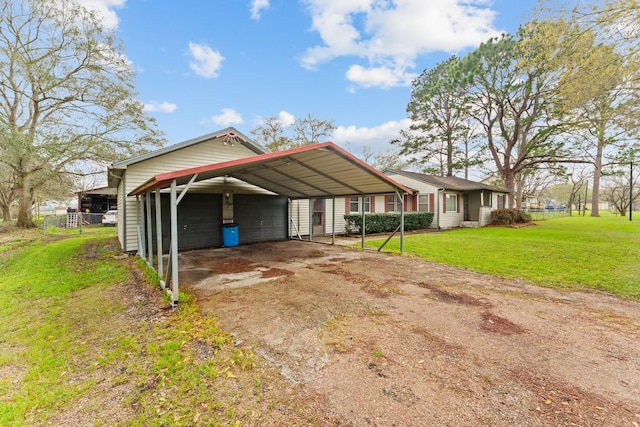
[129,142,413,198]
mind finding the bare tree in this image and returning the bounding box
[601,174,640,216]
[250,113,335,152]
[360,145,409,171]
[0,0,164,227]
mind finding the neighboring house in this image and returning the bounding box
[381,170,510,228]
[107,127,273,252]
[524,195,545,211]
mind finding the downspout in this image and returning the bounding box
[436,188,444,229]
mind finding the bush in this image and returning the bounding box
[344,212,434,234]
[490,208,532,225]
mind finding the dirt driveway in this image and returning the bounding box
[178,240,640,426]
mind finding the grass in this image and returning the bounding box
[368,213,640,299]
[0,234,129,424]
[0,229,319,426]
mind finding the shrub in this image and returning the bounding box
[490,208,532,225]
[344,212,433,234]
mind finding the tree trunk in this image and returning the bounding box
[446,133,454,177]
[504,170,516,208]
[591,139,604,217]
[515,184,523,210]
[0,204,11,221]
[15,178,35,228]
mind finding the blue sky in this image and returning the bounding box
[85,0,539,157]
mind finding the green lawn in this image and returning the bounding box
[369,213,640,299]
[0,230,317,426]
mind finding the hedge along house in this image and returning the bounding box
[121,138,412,306]
[383,170,510,228]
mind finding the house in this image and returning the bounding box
[380,170,510,228]
[523,195,545,211]
[107,127,273,252]
[107,127,413,254]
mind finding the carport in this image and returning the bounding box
[128,142,413,306]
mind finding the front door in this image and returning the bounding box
[312,199,325,236]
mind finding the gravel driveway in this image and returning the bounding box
[179,240,640,426]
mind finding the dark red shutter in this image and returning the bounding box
[443,194,447,213]
[429,193,435,213]
[370,196,375,213]
[345,197,350,214]
[412,195,418,212]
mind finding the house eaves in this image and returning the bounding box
[385,170,510,193]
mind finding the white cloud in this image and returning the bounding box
[345,64,416,89]
[332,118,412,152]
[75,0,125,30]
[143,101,177,113]
[250,0,270,20]
[207,108,244,126]
[188,42,225,78]
[277,110,296,127]
[300,0,501,88]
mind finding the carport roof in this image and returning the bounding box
[129,142,414,199]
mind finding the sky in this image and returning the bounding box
[82,0,539,158]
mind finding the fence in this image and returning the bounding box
[525,208,571,221]
[43,213,107,234]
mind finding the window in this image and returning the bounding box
[418,194,430,212]
[349,196,370,213]
[482,190,493,207]
[445,194,458,212]
[387,195,400,212]
[497,194,506,209]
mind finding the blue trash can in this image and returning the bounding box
[222,223,239,247]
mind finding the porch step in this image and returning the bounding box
[459,221,479,228]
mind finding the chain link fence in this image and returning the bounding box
[43,213,108,234]
[525,208,571,220]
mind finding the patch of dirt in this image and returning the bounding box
[479,311,527,335]
[184,240,640,426]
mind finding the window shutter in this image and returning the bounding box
[385,195,390,212]
[412,195,418,212]
[443,194,447,213]
[370,196,375,213]
[429,193,435,213]
[403,194,408,212]
[345,197,350,214]
[457,195,461,213]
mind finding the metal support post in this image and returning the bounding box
[170,180,179,305]
[332,197,336,245]
[145,192,153,267]
[361,195,366,249]
[155,190,164,284]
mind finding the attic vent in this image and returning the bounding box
[219,131,246,147]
